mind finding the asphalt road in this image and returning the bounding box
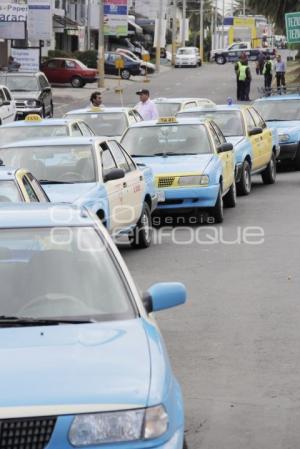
[55,61,300,449]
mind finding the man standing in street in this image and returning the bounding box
[234,53,245,101]
[135,89,159,121]
[263,55,273,95]
[275,54,286,93]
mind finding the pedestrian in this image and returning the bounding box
[263,55,273,95]
[275,54,286,93]
[257,51,266,75]
[90,91,103,108]
[237,58,251,101]
[7,56,20,72]
[135,89,159,121]
[243,59,252,101]
[234,54,245,101]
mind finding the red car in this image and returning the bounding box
[41,58,98,88]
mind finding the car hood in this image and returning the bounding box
[42,182,98,203]
[266,121,300,135]
[0,319,151,412]
[12,91,40,100]
[133,154,213,175]
[226,135,245,147]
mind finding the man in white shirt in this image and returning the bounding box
[135,89,159,121]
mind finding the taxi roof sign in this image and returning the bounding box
[25,114,42,122]
[157,117,177,124]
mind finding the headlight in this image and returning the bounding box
[26,99,39,107]
[178,175,209,186]
[69,405,168,446]
[279,134,290,143]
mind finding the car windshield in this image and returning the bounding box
[0,75,39,91]
[0,126,68,146]
[177,48,195,55]
[254,100,300,121]
[0,180,22,202]
[66,112,127,136]
[178,110,244,137]
[155,103,181,117]
[0,227,135,321]
[0,145,96,183]
[122,124,212,156]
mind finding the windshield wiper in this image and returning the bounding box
[0,316,94,326]
[10,89,31,92]
[153,152,198,156]
[39,180,76,184]
[131,154,155,157]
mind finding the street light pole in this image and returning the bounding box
[221,0,225,48]
[171,0,177,65]
[181,0,186,47]
[155,0,164,73]
[97,0,105,88]
[199,0,204,62]
[214,0,218,49]
[243,0,246,15]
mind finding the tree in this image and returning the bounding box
[248,0,300,32]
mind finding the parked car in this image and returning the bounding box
[0,166,49,203]
[116,48,155,75]
[0,202,187,449]
[0,71,53,119]
[105,52,141,80]
[0,84,16,125]
[0,115,95,146]
[175,47,202,67]
[41,58,98,88]
[110,36,149,59]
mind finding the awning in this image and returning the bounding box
[53,14,79,31]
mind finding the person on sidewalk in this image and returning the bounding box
[135,89,159,121]
[263,55,273,95]
[275,54,286,93]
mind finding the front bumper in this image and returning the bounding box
[16,106,43,119]
[157,185,219,210]
[175,61,196,66]
[278,142,298,160]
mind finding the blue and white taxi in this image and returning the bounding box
[121,117,236,223]
[0,203,187,449]
[0,137,157,248]
[177,104,279,195]
[254,94,300,169]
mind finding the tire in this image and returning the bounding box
[121,69,131,80]
[216,55,226,64]
[210,185,224,223]
[261,153,276,184]
[71,76,83,88]
[236,160,251,196]
[198,60,202,67]
[130,203,152,249]
[294,145,300,170]
[223,181,236,208]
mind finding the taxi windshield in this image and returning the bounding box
[0,126,68,146]
[0,145,96,183]
[0,227,135,322]
[178,110,244,137]
[0,75,39,91]
[155,103,181,117]
[254,100,300,121]
[122,124,212,156]
[66,112,127,136]
[0,180,22,202]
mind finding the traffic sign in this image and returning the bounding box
[285,12,300,44]
[115,58,125,70]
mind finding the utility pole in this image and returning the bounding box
[181,0,186,47]
[221,0,225,48]
[155,0,164,72]
[97,0,105,88]
[199,0,204,62]
[86,0,91,50]
[243,0,246,15]
[214,0,218,50]
[171,0,177,65]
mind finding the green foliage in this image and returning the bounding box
[48,49,72,58]
[247,0,300,32]
[74,50,98,68]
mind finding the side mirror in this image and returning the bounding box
[142,282,186,313]
[104,168,125,182]
[217,142,233,153]
[248,127,263,136]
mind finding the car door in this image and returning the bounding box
[212,121,235,189]
[43,59,62,83]
[209,123,231,191]
[243,108,261,170]
[3,87,16,122]
[109,140,143,226]
[249,107,272,167]
[64,60,78,83]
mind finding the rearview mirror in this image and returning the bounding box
[248,127,262,136]
[142,282,186,313]
[104,168,125,182]
[217,142,233,153]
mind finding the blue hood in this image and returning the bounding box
[0,319,150,409]
[42,182,98,203]
[133,154,213,175]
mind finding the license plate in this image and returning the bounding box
[157,191,165,202]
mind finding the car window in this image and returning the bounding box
[27,173,48,202]
[249,107,266,129]
[3,88,12,101]
[71,123,83,136]
[22,176,39,202]
[47,60,62,69]
[78,122,94,136]
[211,121,226,144]
[65,60,77,69]
[208,123,221,148]
[102,146,117,177]
[244,109,256,131]
[0,89,5,105]
[109,141,130,172]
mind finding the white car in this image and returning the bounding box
[0,85,16,125]
[175,47,201,68]
[153,97,216,117]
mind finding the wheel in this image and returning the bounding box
[49,101,54,118]
[121,69,131,80]
[294,145,300,170]
[198,60,202,67]
[130,203,152,249]
[216,55,226,64]
[236,160,251,195]
[210,185,224,223]
[71,76,83,88]
[223,181,236,208]
[261,153,276,184]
